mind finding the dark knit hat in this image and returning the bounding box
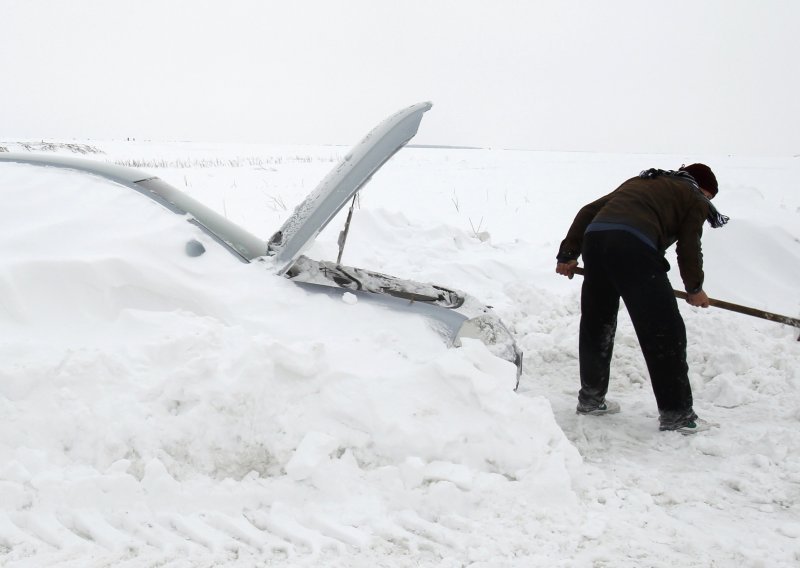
[679,163,718,196]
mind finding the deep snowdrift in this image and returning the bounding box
[0,143,798,566]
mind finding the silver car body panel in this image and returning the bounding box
[0,152,268,261]
[285,255,522,385]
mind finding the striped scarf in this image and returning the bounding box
[639,168,730,228]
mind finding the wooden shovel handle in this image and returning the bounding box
[571,266,800,330]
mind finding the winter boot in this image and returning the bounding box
[576,399,620,416]
[660,417,715,434]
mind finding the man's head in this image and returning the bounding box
[679,163,718,198]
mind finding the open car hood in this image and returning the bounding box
[266,101,433,274]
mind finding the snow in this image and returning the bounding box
[0,140,799,567]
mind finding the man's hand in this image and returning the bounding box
[687,290,710,308]
[556,260,578,279]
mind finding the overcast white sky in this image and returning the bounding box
[2,0,799,155]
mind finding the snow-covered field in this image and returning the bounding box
[1,139,798,567]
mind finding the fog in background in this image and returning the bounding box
[2,0,798,155]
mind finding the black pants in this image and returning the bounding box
[578,230,694,420]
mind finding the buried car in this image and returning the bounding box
[0,102,523,385]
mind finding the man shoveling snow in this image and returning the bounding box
[555,164,728,434]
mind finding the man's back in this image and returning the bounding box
[593,175,709,251]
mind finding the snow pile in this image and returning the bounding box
[0,161,581,566]
[0,144,798,566]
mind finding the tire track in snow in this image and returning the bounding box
[0,507,468,565]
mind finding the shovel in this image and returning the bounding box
[572,266,800,338]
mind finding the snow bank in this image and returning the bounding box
[1,144,798,566]
[0,160,582,565]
